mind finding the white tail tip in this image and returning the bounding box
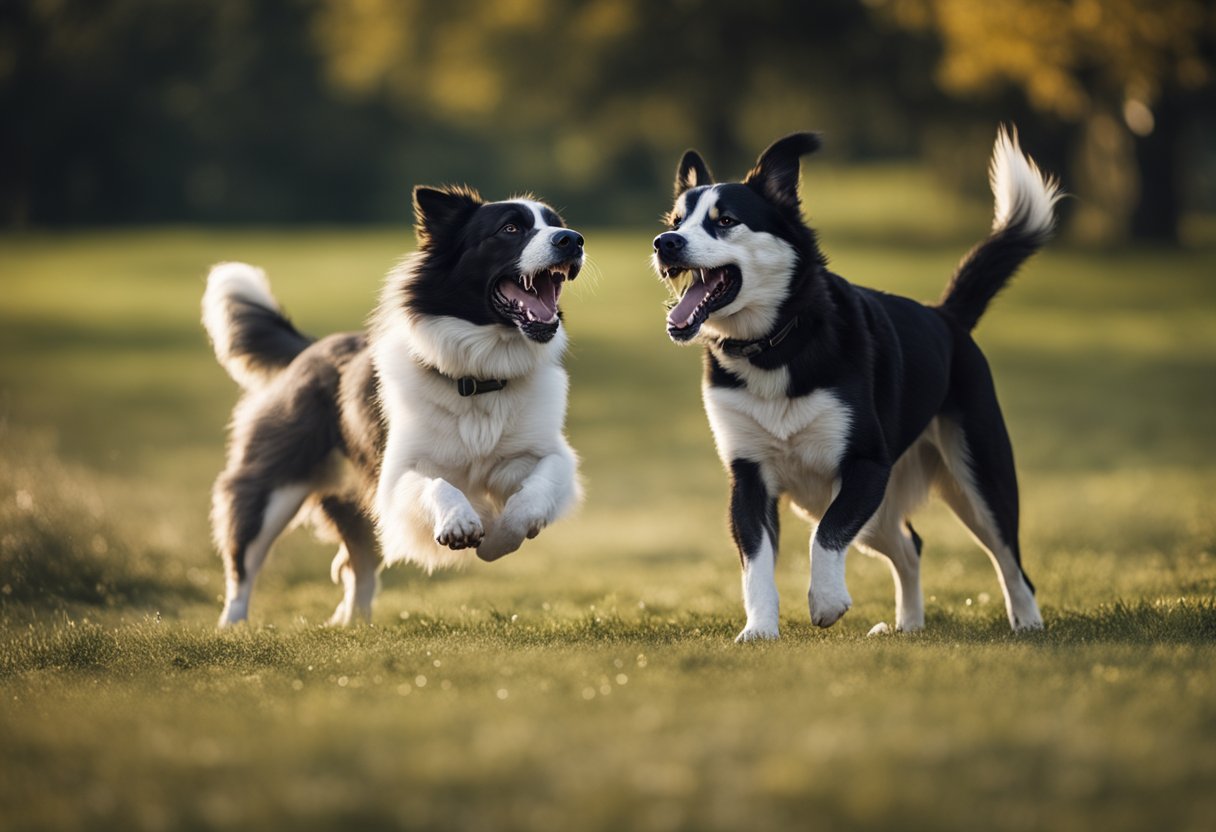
[989,125,1063,236]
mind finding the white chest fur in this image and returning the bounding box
[703,382,852,517]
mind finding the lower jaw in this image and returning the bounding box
[520,319,560,343]
[667,320,703,342]
[505,318,556,345]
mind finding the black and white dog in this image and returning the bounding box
[652,128,1061,640]
[203,186,584,627]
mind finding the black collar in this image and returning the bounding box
[454,375,508,396]
[715,315,800,359]
[427,366,508,396]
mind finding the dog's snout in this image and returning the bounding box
[654,232,685,255]
[551,229,584,250]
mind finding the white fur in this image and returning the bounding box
[657,187,801,341]
[808,542,851,628]
[736,534,780,642]
[218,482,311,627]
[990,126,1063,236]
[704,386,852,638]
[203,262,283,389]
[517,200,558,276]
[372,291,580,573]
[703,387,852,497]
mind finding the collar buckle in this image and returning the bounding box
[456,376,507,397]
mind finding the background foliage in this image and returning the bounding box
[3,0,1214,240]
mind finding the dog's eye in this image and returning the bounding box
[669,216,683,230]
[500,223,520,235]
[716,216,737,228]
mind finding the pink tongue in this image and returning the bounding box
[667,271,724,328]
[500,274,560,322]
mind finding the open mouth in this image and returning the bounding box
[493,260,580,342]
[662,265,742,341]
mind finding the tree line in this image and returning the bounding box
[2,0,1212,242]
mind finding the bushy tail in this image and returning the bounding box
[202,262,313,390]
[938,126,1063,331]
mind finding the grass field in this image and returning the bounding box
[2,173,1216,831]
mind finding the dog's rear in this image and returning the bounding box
[203,264,373,627]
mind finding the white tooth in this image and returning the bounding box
[699,268,706,283]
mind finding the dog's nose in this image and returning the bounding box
[551,229,583,250]
[654,232,685,254]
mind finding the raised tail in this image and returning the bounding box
[938,126,1063,331]
[202,262,313,389]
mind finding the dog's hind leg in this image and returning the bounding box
[854,438,937,631]
[729,460,781,642]
[936,402,1042,631]
[214,478,311,627]
[856,520,924,632]
[321,497,381,626]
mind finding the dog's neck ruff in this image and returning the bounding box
[715,314,800,359]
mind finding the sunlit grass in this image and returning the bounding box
[1,177,1215,830]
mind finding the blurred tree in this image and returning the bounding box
[875,0,1216,243]
[0,0,410,224]
[310,0,939,220]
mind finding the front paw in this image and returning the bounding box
[735,624,780,643]
[434,506,484,550]
[476,518,531,562]
[808,586,852,628]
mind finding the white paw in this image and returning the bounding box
[327,602,353,627]
[477,501,547,562]
[434,505,484,550]
[735,623,780,643]
[1011,613,1044,632]
[866,621,890,637]
[217,598,248,628]
[476,517,539,562]
[808,587,852,628]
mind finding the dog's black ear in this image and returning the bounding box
[743,133,820,210]
[674,150,714,197]
[413,185,483,247]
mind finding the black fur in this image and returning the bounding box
[728,459,779,567]
[657,131,1058,631]
[939,217,1053,331]
[222,298,314,379]
[213,333,370,580]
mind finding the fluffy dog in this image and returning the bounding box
[652,127,1061,640]
[203,186,584,626]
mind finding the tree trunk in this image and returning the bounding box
[1070,110,1137,244]
[1130,94,1181,243]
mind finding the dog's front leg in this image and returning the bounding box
[477,450,577,562]
[729,460,781,642]
[809,458,890,628]
[377,466,484,556]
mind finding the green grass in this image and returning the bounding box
[2,177,1216,830]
